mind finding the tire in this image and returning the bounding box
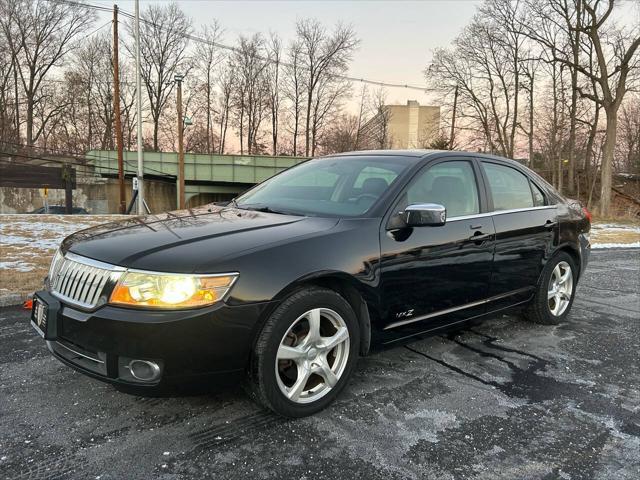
[246,286,360,418]
[524,251,577,325]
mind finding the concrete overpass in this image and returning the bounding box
[87,150,308,205]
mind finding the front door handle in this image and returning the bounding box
[467,231,493,243]
[544,220,558,230]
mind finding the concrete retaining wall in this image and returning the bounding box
[0,178,176,214]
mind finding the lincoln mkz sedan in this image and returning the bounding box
[32,150,591,417]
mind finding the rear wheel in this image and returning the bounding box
[525,251,577,325]
[247,287,359,417]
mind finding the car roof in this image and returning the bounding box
[327,149,444,159]
[324,149,526,167]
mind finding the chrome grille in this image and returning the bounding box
[49,252,123,309]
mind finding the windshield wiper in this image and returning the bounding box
[228,197,239,208]
[239,204,300,216]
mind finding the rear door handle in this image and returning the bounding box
[544,220,558,230]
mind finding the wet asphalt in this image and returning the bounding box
[0,249,638,480]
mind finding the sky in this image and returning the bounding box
[93,0,484,106]
[88,0,638,149]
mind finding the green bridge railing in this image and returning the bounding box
[86,150,309,185]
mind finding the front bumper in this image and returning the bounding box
[34,290,275,391]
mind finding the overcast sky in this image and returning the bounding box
[95,0,484,106]
[94,0,638,109]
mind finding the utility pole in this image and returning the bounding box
[449,85,458,150]
[528,81,534,168]
[63,164,74,214]
[113,5,125,214]
[134,0,145,214]
[175,74,185,209]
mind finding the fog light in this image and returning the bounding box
[128,359,161,382]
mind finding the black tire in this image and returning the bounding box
[524,251,578,325]
[246,286,360,418]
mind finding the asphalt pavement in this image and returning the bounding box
[1,249,638,480]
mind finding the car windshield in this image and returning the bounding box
[235,155,413,217]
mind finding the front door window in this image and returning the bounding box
[402,160,480,218]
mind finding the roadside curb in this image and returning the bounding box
[0,293,30,308]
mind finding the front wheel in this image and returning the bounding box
[525,251,577,325]
[246,287,360,417]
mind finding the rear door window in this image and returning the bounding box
[531,181,546,207]
[482,162,534,210]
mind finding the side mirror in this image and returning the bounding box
[403,203,446,227]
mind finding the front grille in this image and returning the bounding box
[49,251,123,309]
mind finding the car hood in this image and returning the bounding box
[62,205,339,273]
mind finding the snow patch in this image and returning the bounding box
[591,223,640,234]
[591,242,640,249]
[0,261,35,272]
[0,220,97,250]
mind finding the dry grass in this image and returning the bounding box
[0,245,54,298]
[592,215,640,226]
[590,222,640,246]
[0,214,127,299]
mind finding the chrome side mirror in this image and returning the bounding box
[403,203,446,227]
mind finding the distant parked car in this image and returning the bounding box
[28,206,89,214]
[31,150,591,417]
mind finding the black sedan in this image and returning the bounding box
[31,150,591,417]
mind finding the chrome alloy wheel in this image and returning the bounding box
[548,261,573,316]
[275,308,350,404]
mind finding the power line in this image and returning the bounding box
[79,19,112,41]
[49,0,112,13]
[48,0,431,92]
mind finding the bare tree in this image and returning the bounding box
[126,2,192,151]
[296,19,359,156]
[519,55,541,168]
[266,33,282,155]
[72,33,117,151]
[194,21,223,154]
[365,87,393,149]
[0,30,18,144]
[523,0,585,193]
[310,74,350,155]
[353,84,368,150]
[231,34,269,154]
[427,3,526,159]
[479,0,526,158]
[524,0,640,214]
[119,64,139,151]
[283,39,305,156]
[317,113,359,154]
[0,0,95,147]
[36,79,72,151]
[617,96,640,172]
[217,60,234,154]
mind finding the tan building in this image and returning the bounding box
[361,100,440,150]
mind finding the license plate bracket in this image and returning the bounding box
[30,292,60,340]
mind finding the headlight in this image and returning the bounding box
[109,271,238,309]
